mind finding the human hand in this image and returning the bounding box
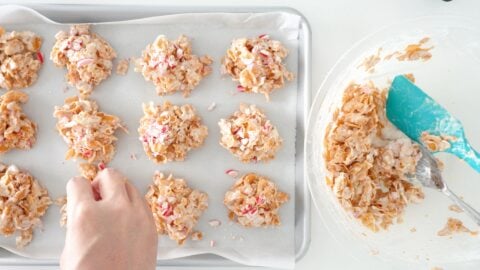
[60,168,158,270]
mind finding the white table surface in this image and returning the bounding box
[0,0,478,269]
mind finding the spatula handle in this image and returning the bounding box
[451,141,480,174]
[443,186,480,226]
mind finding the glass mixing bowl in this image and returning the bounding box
[306,15,480,269]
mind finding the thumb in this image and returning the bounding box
[66,176,94,204]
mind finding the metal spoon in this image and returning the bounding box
[413,145,480,225]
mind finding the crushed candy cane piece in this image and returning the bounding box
[207,102,216,111]
[98,162,106,171]
[36,52,44,64]
[236,85,245,92]
[225,169,239,178]
[76,58,94,68]
[208,219,222,228]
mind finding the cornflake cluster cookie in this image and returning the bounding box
[0,163,51,248]
[53,96,124,163]
[135,35,212,97]
[221,35,294,101]
[224,173,289,227]
[218,104,282,163]
[324,82,424,232]
[145,172,208,245]
[0,91,36,153]
[0,27,43,90]
[50,24,116,96]
[138,101,208,163]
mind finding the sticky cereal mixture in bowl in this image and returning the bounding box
[135,35,212,97]
[53,96,124,164]
[145,172,208,245]
[138,101,208,164]
[221,35,294,101]
[0,26,43,90]
[218,104,282,163]
[50,24,116,97]
[323,82,424,231]
[223,173,289,228]
[0,163,51,248]
[0,91,36,153]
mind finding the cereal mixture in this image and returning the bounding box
[138,101,208,163]
[0,91,37,153]
[437,217,478,237]
[0,27,43,90]
[218,104,282,163]
[55,196,68,228]
[448,204,463,213]
[224,173,289,227]
[145,172,208,245]
[116,58,129,75]
[77,162,99,181]
[135,35,212,97]
[420,132,457,152]
[324,82,424,231]
[53,96,124,163]
[0,163,51,248]
[50,24,116,97]
[358,48,382,73]
[221,35,294,101]
[384,37,433,61]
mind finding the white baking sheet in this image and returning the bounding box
[0,5,300,269]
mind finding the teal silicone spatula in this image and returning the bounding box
[386,75,480,173]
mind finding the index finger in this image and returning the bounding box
[92,168,129,201]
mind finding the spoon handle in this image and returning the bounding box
[443,187,480,226]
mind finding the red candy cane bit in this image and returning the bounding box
[258,34,269,39]
[225,169,239,178]
[241,205,257,215]
[161,203,174,217]
[36,52,44,64]
[259,51,269,58]
[98,162,106,171]
[83,150,93,158]
[256,195,265,205]
[236,85,246,92]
